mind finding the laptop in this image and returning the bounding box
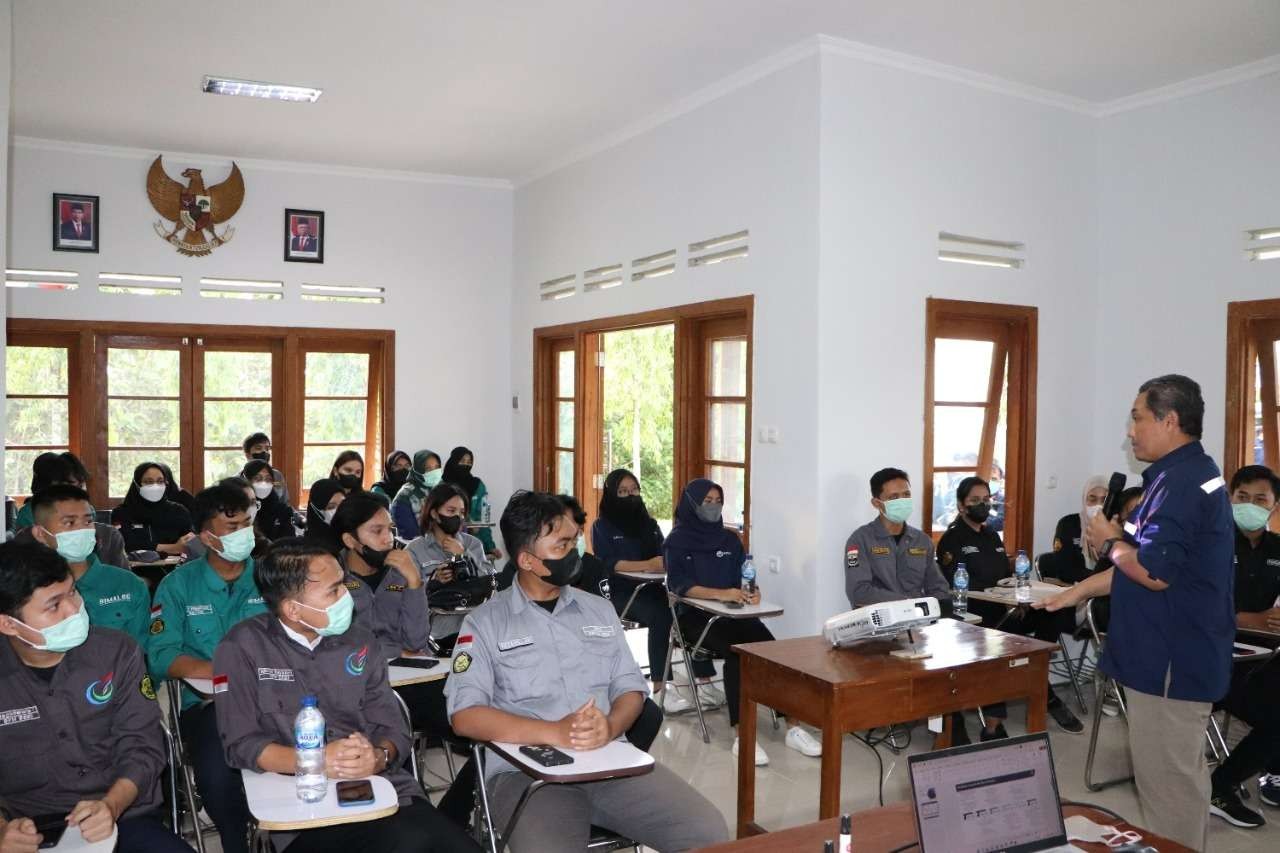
[908,732,1074,853]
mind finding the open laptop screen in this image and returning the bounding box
[908,733,1068,853]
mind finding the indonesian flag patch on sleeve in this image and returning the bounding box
[454,634,474,650]
[212,674,229,694]
[845,547,859,568]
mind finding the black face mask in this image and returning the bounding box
[251,451,270,463]
[359,543,392,569]
[337,473,362,491]
[964,502,992,524]
[537,550,582,587]
[457,463,473,473]
[617,494,646,517]
[435,514,463,535]
[386,469,410,490]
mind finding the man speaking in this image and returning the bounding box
[1038,375,1234,850]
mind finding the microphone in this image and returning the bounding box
[1100,472,1127,520]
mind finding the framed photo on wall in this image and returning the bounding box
[285,208,324,263]
[53,193,99,253]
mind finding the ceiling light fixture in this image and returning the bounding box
[1249,246,1280,262]
[938,250,1022,269]
[202,76,322,103]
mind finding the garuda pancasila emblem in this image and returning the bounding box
[147,155,245,256]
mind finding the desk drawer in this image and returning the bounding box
[911,657,1034,711]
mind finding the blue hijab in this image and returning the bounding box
[664,478,737,554]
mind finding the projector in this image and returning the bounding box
[823,598,942,647]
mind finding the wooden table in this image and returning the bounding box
[695,803,1192,852]
[733,620,1056,837]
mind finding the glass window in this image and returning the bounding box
[708,464,746,529]
[934,339,993,401]
[932,406,986,467]
[710,338,747,397]
[303,352,373,493]
[106,348,182,497]
[708,402,747,463]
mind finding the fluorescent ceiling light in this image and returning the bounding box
[538,274,576,292]
[1249,246,1280,261]
[689,230,748,253]
[199,277,283,289]
[6,268,77,278]
[5,280,78,290]
[938,250,1022,269]
[938,232,1025,251]
[99,285,181,296]
[203,76,322,103]
[541,288,575,302]
[200,289,282,300]
[300,283,384,294]
[99,272,182,284]
[1246,228,1280,242]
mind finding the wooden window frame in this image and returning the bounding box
[5,318,394,508]
[533,295,754,544]
[924,298,1037,554]
[1225,299,1280,476]
[4,330,85,499]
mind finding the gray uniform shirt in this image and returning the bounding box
[844,517,950,609]
[444,580,647,778]
[406,531,493,637]
[212,614,419,804]
[341,553,432,660]
[0,627,165,819]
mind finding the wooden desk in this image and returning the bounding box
[734,621,1056,836]
[695,803,1192,852]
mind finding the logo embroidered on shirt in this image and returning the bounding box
[961,546,979,555]
[247,596,264,605]
[212,674,229,694]
[98,593,132,605]
[715,550,731,558]
[846,547,859,568]
[455,634,474,650]
[597,579,611,600]
[452,652,472,674]
[140,676,157,701]
[149,619,166,635]
[345,646,369,676]
[386,584,406,592]
[257,667,295,682]
[582,625,615,639]
[498,636,534,652]
[186,604,214,616]
[85,671,115,706]
[0,706,40,727]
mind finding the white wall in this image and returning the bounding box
[0,0,12,501]
[512,56,822,639]
[1095,72,1280,476]
[814,51,1100,620]
[5,139,515,509]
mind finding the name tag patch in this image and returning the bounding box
[186,604,214,616]
[0,706,39,727]
[344,581,362,591]
[99,593,132,605]
[871,546,890,556]
[498,636,533,652]
[908,547,927,557]
[961,546,979,555]
[1201,476,1225,494]
[386,584,406,592]
[257,667,295,682]
[582,625,615,639]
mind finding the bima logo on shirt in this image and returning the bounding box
[345,646,368,676]
[85,671,115,706]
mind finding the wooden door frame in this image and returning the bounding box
[1225,299,1280,477]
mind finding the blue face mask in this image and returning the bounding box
[14,601,90,653]
[576,536,587,557]
[1233,502,1272,533]
[296,590,354,637]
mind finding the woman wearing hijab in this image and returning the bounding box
[665,477,818,766]
[593,468,703,712]
[157,462,197,514]
[110,462,195,554]
[329,450,365,493]
[442,446,500,558]
[303,478,347,557]
[370,449,412,506]
[390,450,443,539]
[1046,475,1109,584]
[241,460,295,541]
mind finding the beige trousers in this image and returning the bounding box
[1125,685,1212,851]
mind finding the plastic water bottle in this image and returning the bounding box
[1014,549,1032,604]
[294,695,326,803]
[952,563,969,616]
[482,495,491,524]
[741,554,757,595]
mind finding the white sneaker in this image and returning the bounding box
[785,725,822,757]
[659,689,693,713]
[695,683,725,708]
[732,736,769,766]
[1101,689,1121,717]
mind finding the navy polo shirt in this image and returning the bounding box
[1100,441,1235,702]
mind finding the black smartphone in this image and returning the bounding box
[519,744,574,767]
[336,779,375,807]
[33,813,67,849]
[724,600,744,609]
[393,657,440,669]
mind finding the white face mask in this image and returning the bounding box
[252,481,274,500]
[139,483,166,503]
[1085,505,1102,520]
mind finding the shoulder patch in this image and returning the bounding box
[140,675,157,701]
[149,619,166,635]
[452,651,472,674]
[941,551,954,567]
[845,547,859,568]
[1052,538,1063,552]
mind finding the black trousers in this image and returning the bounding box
[117,811,196,853]
[612,581,714,681]
[1213,655,1280,788]
[394,679,455,739]
[675,609,777,727]
[286,798,480,853]
[180,702,250,853]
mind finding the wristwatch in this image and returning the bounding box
[378,745,391,771]
[1100,538,1119,562]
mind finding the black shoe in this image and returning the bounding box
[1211,789,1266,828]
[1260,774,1280,808]
[980,723,1009,742]
[1047,698,1084,734]
[949,712,971,746]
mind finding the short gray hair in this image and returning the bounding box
[1138,374,1203,439]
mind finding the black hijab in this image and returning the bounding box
[373,449,412,496]
[304,478,344,556]
[599,468,655,539]
[156,462,196,513]
[119,462,180,522]
[443,446,480,498]
[663,478,735,554]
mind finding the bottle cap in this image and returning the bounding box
[841,813,851,833]
[302,695,317,707]
[823,842,834,853]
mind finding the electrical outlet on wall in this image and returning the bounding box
[767,556,781,574]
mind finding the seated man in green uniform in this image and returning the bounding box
[27,484,150,648]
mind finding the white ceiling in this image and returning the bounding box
[13,1,1280,181]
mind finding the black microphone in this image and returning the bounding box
[1101,472,1127,520]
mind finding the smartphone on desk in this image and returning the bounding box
[336,779,375,807]
[724,600,744,609]
[32,813,67,849]
[519,744,574,767]
[393,657,440,670]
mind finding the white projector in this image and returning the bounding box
[823,598,942,647]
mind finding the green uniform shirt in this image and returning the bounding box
[14,502,33,530]
[77,554,152,649]
[146,555,266,708]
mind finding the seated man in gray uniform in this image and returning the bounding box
[0,542,191,853]
[212,539,480,853]
[446,490,729,853]
[843,467,952,610]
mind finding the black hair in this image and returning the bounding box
[500,490,571,562]
[29,484,93,523]
[60,452,90,486]
[132,461,169,486]
[255,538,332,614]
[219,476,251,491]
[0,541,71,617]
[870,467,910,499]
[557,494,587,527]
[420,482,471,533]
[70,203,84,212]
[1231,465,1280,500]
[29,452,72,494]
[192,482,253,531]
[331,492,388,540]
[1117,486,1144,515]
[330,450,364,477]
[1138,374,1204,439]
[243,432,270,454]
[242,459,274,481]
[956,476,990,504]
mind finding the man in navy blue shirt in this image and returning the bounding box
[1039,374,1234,851]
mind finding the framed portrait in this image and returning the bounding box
[285,208,324,263]
[53,193,99,253]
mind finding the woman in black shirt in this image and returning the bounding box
[110,462,194,555]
